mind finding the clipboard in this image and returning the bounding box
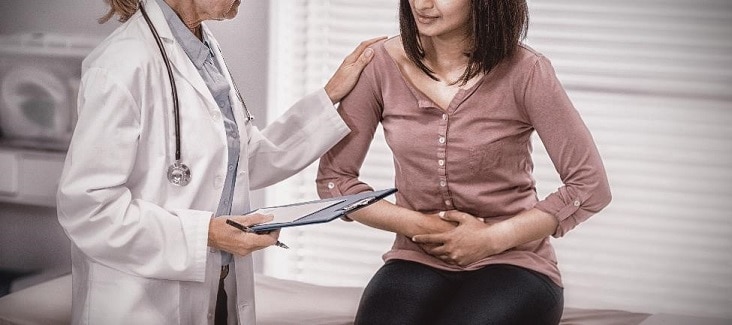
[247,188,397,233]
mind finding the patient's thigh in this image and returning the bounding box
[354,260,453,325]
[434,264,564,325]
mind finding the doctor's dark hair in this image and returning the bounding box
[99,0,139,24]
[399,0,528,86]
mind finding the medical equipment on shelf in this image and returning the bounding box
[0,33,98,151]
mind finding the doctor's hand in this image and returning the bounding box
[208,214,281,256]
[412,211,507,267]
[324,36,387,104]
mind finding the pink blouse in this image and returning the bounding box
[316,40,611,287]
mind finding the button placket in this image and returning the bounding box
[437,111,452,208]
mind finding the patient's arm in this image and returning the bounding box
[412,208,558,267]
[344,200,456,239]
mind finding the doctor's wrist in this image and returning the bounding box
[207,217,221,249]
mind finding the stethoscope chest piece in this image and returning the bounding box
[167,161,191,186]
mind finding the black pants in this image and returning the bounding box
[215,265,229,325]
[354,260,564,325]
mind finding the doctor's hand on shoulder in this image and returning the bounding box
[208,214,280,256]
[324,36,386,104]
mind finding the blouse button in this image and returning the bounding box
[442,113,447,120]
[438,137,446,144]
[573,200,581,207]
[445,200,452,206]
[327,182,335,189]
[440,180,446,187]
[438,159,445,166]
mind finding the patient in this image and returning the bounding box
[316,0,611,324]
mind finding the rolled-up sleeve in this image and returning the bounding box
[522,55,612,237]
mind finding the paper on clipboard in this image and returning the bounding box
[248,199,346,224]
[245,188,398,232]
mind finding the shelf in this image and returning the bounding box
[0,147,65,207]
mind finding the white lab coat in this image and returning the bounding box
[56,1,349,324]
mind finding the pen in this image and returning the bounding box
[225,219,289,249]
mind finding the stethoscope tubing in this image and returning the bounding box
[138,0,253,186]
[140,1,182,162]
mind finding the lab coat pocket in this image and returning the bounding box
[88,263,180,324]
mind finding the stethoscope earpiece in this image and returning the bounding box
[167,161,192,186]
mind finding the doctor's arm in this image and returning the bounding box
[324,36,385,103]
[57,67,210,282]
[247,37,383,189]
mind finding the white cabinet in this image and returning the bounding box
[0,147,65,207]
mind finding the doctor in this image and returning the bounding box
[56,0,381,324]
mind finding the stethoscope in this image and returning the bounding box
[139,1,253,187]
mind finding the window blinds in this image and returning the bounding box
[264,0,400,286]
[265,0,732,319]
[527,0,732,318]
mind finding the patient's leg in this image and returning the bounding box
[433,264,564,325]
[354,260,454,325]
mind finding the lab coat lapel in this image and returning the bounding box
[143,0,219,110]
[206,30,251,131]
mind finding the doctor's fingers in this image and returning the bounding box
[228,231,279,255]
[230,213,274,227]
[324,36,387,104]
[343,36,387,64]
[244,231,279,244]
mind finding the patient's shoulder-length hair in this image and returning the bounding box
[399,0,529,86]
[99,0,140,24]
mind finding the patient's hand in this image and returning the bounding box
[417,211,459,234]
[412,211,507,267]
[409,210,456,256]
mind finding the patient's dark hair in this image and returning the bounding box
[399,0,529,86]
[99,0,139,24]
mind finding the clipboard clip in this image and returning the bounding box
[339,197,374,213]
